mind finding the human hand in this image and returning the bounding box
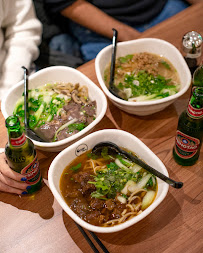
[0,149,30,195]
[117,25,141,42]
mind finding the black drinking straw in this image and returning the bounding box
[109,28,117,90]
[109,29,125,100]
[22,66,45,142]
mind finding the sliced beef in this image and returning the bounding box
[57,128,79,141]
[86,116,94,125]
[34,99,96,142]
[34,120,61,142]
[63,102,84,121]
[82,101,96,117]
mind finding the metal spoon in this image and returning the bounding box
[109,29,127,100]
[22,66,46,142]
[92,141,183,189]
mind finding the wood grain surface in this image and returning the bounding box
[0,2,203,253]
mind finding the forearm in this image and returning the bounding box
[0,0,42,97]
[185,0,201,4]
[61,0,140,41]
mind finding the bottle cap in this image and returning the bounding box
[182,31,202,58]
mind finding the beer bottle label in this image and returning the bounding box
[10,133,26,147]
[175,130,200,159]
[21,155,41,185]
[187,103,203,119]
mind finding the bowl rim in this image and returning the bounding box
[48,129,169,233]
[95,38,191,106]
[1,66,108,148]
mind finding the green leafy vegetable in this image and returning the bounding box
[13,86,69,130]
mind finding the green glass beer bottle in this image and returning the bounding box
[5,115,42,193]
[173,87,203,166]
[192,64,203,92]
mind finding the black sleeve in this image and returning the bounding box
[44,0,77,14]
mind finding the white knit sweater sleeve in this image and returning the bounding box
[0,0,42,100]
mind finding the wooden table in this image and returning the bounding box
[1,3,203,253]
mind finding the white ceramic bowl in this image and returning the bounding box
[1,66,107,152]
[95,38,191,116]
[48,129,169,233]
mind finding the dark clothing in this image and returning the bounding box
[45,0,168,24]
[36,0,189,63]
[33,0,62,41]
[33,0,84,69]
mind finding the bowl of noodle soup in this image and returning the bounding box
[48,129,169,233]
[95,38,191,116]
[1,66,107,152]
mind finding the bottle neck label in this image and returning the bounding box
[175,130,200,159]
[187,103,203,119]
[10,133,26,147]
[21,154,41,185]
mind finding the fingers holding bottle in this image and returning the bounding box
[0,152,30,195]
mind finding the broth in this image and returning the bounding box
[60,148,158,227]
[104,52,181,101]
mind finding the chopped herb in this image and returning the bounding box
[101,147,112,160]
[119,54,133,63]
[70,163,82,171]
[91,192,107,200]
[68,123,86,133]
[160,60,171,70]
[116,70,179,101]
[87,152,98,160]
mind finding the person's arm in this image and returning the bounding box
[185,0,201,4]
[0,0,42,97]
[61,0,141,42]
[0,153,30,195]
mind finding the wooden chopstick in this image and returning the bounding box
[75,223,110,253]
